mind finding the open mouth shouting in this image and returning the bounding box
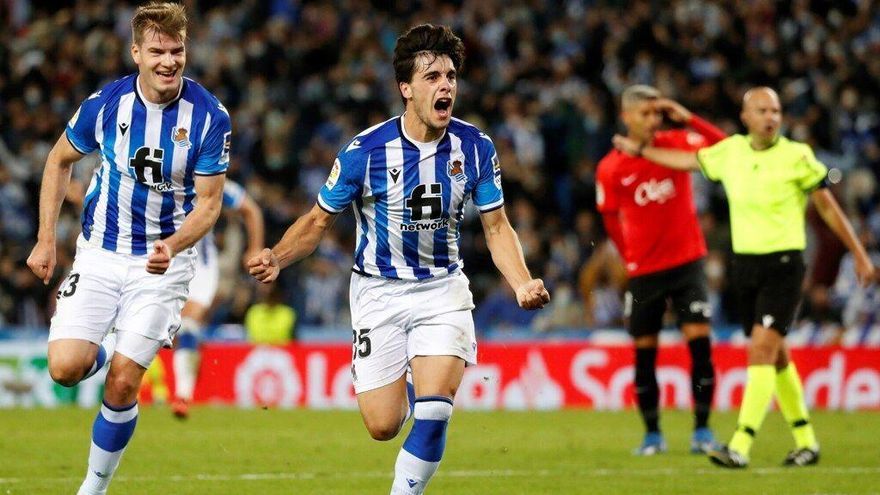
[434,97,452,120]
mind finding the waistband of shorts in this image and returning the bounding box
[733,250,803,262]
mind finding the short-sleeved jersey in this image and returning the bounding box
[67,74,231,255]
[596,129,711,276]
[697,134,828,254]
[318,116,504,281]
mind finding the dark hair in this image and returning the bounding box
[393,24,465,87]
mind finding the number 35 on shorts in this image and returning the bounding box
[352,328,372,359]
[56,273,81,300]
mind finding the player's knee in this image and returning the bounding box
[104,371,142,401]
[365,419,403,441]
[748,340,777,364]
[49,365,83,387]
[47,355,85,387]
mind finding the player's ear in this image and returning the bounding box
[131,43,141,65]
[399,81,412,101]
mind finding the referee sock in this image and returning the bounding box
[391,396,453,495]
[78,401,138,495]
[729,365,776,457]
[776,362,818,450]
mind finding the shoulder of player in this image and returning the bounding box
[81,74,138,107]
[337,117,399,160]
[449,117,493,147]
[182,77,230,119]
[596,151,621,176]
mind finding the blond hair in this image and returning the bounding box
[621,84,660,110]
[131,2,188,44]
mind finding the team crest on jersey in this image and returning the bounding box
[447,157,466,182]
[171,126,192,148]
[326,159,341,189]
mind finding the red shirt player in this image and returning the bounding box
[595,85,725,457]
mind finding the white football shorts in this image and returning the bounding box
[49,240,196,363]
[187,235,219,308]
[348,270,477,394]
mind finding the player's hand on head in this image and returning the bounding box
[612,134,641,156]
[516,279,550,310]
[146,240,173,274]
[248,248,279,283]
[26,241,56,285]
[655,98,692,123]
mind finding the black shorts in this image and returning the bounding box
[625,259,711,338]
[731,250,805,337]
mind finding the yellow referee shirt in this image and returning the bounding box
[696,134,828,254]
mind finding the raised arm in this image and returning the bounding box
[480,207,550,310]
[654,98,726,145]
[26,134,88,284]
[248,204,337,284]
[612,134,701,171]
[811,188,876,286]
[148,173,225,274]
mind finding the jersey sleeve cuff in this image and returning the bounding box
[194,170,227,177]
[65,130,89,155]
[477,198,505,213]
[317,195,344,214]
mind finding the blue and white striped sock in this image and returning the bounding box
[391,396,453,495]
[84,332,117,381]
[77,401,138,495]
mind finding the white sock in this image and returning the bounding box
[78,401,138,495]
[173,319,201,401]
[173,348,199,401]
[391,397,453,495]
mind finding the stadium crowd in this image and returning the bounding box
[1,0,879,343]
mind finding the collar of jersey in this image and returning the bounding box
[398,114,447,150]
[134,75,185,111]
[746,133,781,151]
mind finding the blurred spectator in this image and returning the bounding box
[245,283,297,345]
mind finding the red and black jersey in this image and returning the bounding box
[597,116,725,277]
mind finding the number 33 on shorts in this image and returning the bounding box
[57,273,81,299]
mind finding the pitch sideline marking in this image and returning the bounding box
[2,467,880,485]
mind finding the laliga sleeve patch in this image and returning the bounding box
[68,106,81,128]
[492,154,502,188]
[220,131,231,165]
[326,159,341,190]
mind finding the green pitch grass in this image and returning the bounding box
[1,407,878,494]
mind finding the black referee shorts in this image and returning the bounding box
[731,250,805,337]
[624,259,711,338]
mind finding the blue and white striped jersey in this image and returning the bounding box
[318,116,504,281]
[67,74,231,255]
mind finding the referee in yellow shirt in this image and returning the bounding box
[612,87,876,468]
